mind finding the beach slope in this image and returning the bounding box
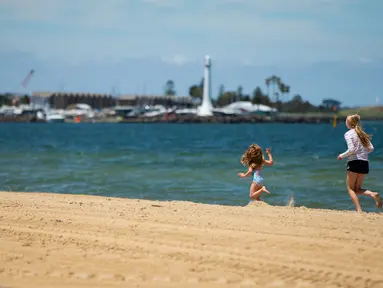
[0,192,382,288]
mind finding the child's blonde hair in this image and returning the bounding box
[346,114,372,148]
[241,144,264,170]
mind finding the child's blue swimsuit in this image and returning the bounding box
[252,169,264,185]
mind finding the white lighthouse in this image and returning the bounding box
[197,55,214,116]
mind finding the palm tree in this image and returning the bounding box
[285,85,290,101]
[270,75,281,102]
[278,82,285,101]
[278,81,291,102]
[265,77,271,98]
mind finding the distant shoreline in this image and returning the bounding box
[1,113,383,124]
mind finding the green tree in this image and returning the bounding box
[292,94,303,102]
[0,93,13,107]
[217,91,236,106]
[252,87,264,104]
[20,95,30,105]
[164,80,176,96]
[321,99,341,111]
[189,85,200,99]
[189,78,204,100]
[251,87,272,106]
[281,94,308,113]
[242,95,250,102]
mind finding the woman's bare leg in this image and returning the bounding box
[347,172,362,212]
[355,174,382,208]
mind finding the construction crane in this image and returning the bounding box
[12,69,35,106]
[21,69,34,88]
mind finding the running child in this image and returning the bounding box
[337,114,382,212]
[238,144,274,201]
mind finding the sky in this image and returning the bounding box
[0,0,382,106]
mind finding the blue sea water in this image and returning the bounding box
[0,122,382,212]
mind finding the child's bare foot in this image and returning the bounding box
[262,186,270,194]
[372,192,382,208]
[255,197,261,201]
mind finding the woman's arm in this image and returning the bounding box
[368,141,374,153]
[338,149,351,159]
[338,132,356,159]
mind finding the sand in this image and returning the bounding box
[0,192,382,288]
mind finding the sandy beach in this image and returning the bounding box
[0,192,382,288]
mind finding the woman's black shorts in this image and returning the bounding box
[347,160,369,174]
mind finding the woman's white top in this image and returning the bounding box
[340,129,374,161]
